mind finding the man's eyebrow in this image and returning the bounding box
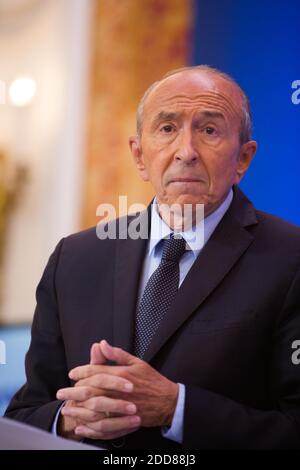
[151,111,180,127]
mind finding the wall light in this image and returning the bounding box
[9,77,37,107]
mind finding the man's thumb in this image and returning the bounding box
[100,339,136,365]
[90,342,106,365]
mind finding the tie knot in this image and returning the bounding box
[161,234,187,262]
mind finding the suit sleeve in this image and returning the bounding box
[183,264,300,449]
[4,239,69,432]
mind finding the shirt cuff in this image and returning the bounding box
[51,402,65,435]
[161,383,185,444]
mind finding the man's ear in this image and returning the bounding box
[129,136,149,182]
[235,140,257,183]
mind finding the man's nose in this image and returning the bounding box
[174,129,199,164]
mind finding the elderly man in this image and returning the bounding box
[5,66,300,449]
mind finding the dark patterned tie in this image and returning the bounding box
[133,233,187,358]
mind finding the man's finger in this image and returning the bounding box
[74,373,133,393]
[80,395,137,416]
[61,405,106,423]
[74,424,140,441]
[69,364,128,381]
[75,415,141,438]
[56,385,102,402]
[100,340,139,366]
[90,342,106,365]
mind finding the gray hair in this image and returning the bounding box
[136,65,252,144]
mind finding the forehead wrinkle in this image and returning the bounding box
[152,100,238,124]
[191,99,238,120]
[153,91,242,120]
[195,110,226,121]
[159,98,239,118]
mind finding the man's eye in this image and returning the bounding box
[204,126,217,135]
[160,125,174,133]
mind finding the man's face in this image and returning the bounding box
[130,71,257,215]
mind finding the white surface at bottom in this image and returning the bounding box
[0,417,102,450]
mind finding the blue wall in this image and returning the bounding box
[192,0,300,225]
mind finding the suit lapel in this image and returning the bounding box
[112,209,150,352]
[143,187,258,363]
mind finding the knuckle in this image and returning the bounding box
[88,397,98,411]
[95,420,104,433]
[75,380,85,388]
[91,411,99,421]
[113,400,125,412]
[94,396,105,411]
[117,370,128,380]
[82,387,92,400]
[111,377,122,389]
[95,375,104,387]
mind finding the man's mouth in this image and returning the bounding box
[169,178,203,183]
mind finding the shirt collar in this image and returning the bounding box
[148,188,233,258]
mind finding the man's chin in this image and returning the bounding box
[169,194,210,207]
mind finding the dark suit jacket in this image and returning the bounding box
[5,186,300,449]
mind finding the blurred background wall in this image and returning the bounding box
[0,0,299,414]
[82,0,193,227]
[0,0,91,324]
[0,0,92,413]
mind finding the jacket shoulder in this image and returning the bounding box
[254,209,300,250]
[256,209,300,234]
[60,212,139,249]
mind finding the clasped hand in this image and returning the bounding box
[56,340,178,441]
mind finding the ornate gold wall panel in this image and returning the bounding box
[82,0,193,228]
